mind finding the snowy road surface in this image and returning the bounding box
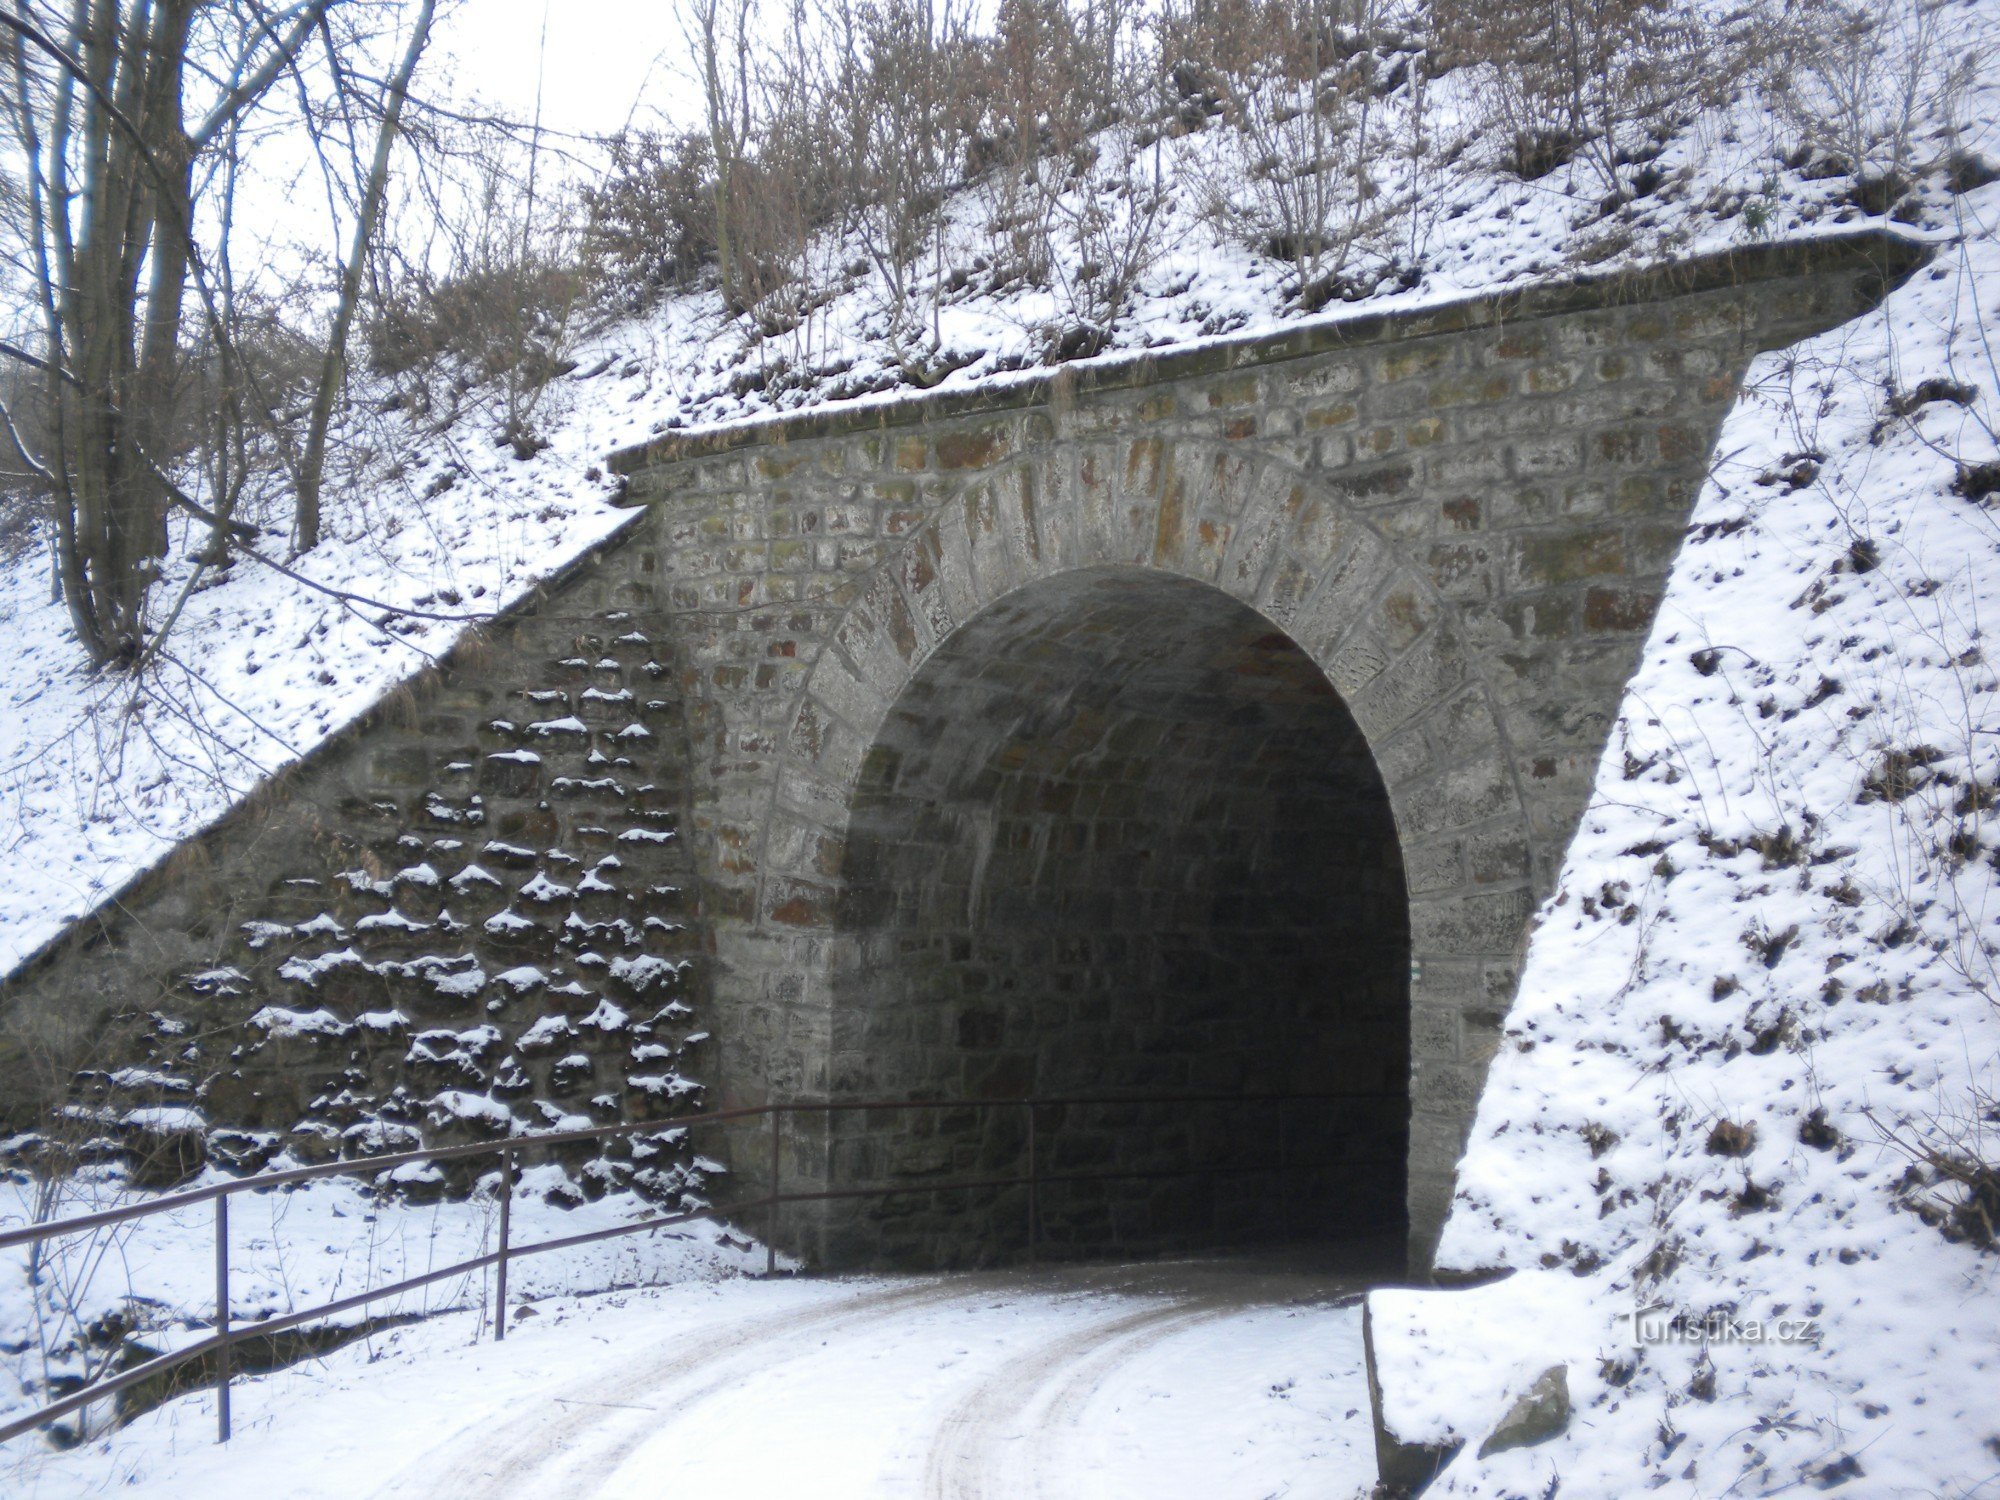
[14,1255,1383,1499]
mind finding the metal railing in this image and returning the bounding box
[0,1088,1396,1448]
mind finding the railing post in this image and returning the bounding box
[214,1193,231,1443]
[495,1148,514,1343]
[1025,1100,1038,1269]
[765,1108,781,1276]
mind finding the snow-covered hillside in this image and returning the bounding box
[1401,53,2000,1500]
[0,0,1983,977]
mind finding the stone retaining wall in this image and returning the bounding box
[0,542,710,1206]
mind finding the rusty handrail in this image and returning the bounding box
[0,1088,1398,1448]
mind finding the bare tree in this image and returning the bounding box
[680,0,757,314]
[0,0,343,666]
[295,0,438,551]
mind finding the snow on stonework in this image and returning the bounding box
[0,435,635,976]
[1411,166,2000,1500]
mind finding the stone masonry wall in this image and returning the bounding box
[604,233,1922,1270]
[0,543,711,1207]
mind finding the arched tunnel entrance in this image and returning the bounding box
[820,567,1410,1268]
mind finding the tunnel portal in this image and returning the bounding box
[822,568,1410,1267]
[0,235,1919,1283]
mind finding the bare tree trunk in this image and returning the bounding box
[683,0,753,313]
[295,0,436,552]
[3,0,331,664]
[56,0,195,663]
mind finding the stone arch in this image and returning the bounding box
[765,440,1538,1266]
[822,564,1411,1267]
[787,444,1532,863]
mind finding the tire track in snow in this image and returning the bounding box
[366,1277,960,1500]
[363,1259,1376,1499]
[922,1299,1237,1500]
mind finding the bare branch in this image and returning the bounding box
[190,1,333,148]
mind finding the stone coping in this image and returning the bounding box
[607,227,1932,478]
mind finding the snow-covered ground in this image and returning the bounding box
[1383,36,2000,1500]
[0,1163,768,1448]
[8,1260,1377,1500]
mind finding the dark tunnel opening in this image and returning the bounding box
[823,567,1409,1267]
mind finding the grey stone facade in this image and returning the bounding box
[0,232,1922,1273]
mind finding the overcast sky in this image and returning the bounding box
[432,0,697,139]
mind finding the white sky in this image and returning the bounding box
[432,0,700,139]
[0,0,705,336]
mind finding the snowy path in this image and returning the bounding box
[15,1256,1382,1499]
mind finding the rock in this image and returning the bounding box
[1705,1118,1757,1157]
[208,1128,282,1175]
[119,1113,209,1188]
[286,1119,343,1164]
[202,1066,306,1130]
[1363,1301,1462,1493]
[1477,1364,1570,1458]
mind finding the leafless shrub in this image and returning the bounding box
[580,0,1420,355]
[1431,0,1729,205]
[1764,0,1976,220]
[1042,126,1177,356]
[971,0,1172,354]
[974,0,1103,294]
[1870,1088,2000,1252]
[365,156,591,458]
[1169,0,1403,308]
[680,0,759,314]
[728,28,853,344]
[0,364,58,568]
[676,0,853,341]
[587,130,722,302]
[822,0,985,368]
